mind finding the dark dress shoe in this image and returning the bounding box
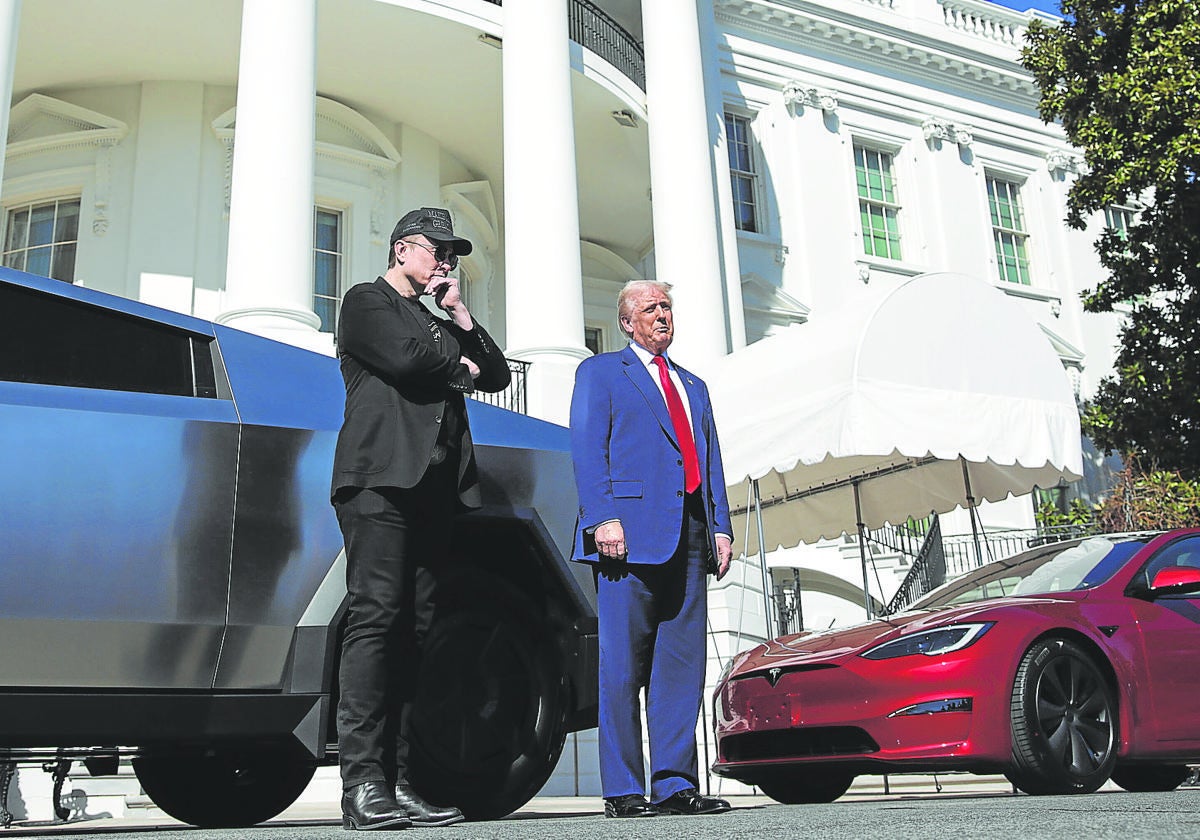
[342,781,411,831]
[604,793,658,818]
[655,788,732,815]
[394,784,465,827]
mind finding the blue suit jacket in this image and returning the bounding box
[569,344,732,565]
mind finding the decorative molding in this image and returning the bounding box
[6,94,128,160]
[856,261,872,284]
[5,95,128,237]
[782,80,838,115]
[714,0,1039,99]
[775,244,789,265]
[369,169,387,243]
[442,181,500,303]
[211,97,400,219]
[922,116,973,148]
[93,146,112,236]
[741,273,810,325]
[1046,149,1085,176]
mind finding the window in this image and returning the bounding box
[2,198,81,283]
[724,112,758,233]
[584,326,604,356]
[854,145,902,260]
[0,283,217,398]
[1104,205,1134,241]
[986,176,1031,285]
[314,207,343,333]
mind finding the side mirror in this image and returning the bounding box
[1149,566,1200,594]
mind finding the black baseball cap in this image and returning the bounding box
[389,206,473,256]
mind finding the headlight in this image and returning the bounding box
[860,622,994,661]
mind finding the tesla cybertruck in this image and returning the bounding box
[0,267,597,827]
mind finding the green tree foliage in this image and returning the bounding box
[1094,459,1200,531]
[1023,1,1200,477]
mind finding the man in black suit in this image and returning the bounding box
[331,207,511,830]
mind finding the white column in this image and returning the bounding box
[217,0,329,354]
[642,0,730,365]
[0,0,22,193]
[502,0,589,423]
[698,0,746,352]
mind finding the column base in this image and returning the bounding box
[506,345,591,426]
[215,306,335,357]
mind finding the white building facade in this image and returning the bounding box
[1,0,1121,808]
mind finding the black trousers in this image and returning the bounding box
[333,461,455,789]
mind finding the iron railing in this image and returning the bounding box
[880,515,946,616]
[942,523,1097,577]
[482,0,646,91]
[469,357,530,414]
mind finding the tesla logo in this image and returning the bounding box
[766,667,784,687]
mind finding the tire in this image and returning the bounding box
[1110,763,1190,792]
[407,572,570,820]
[132,751,315,828]
[1007,638,1117,795]
[755,767,856,804]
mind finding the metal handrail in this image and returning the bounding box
[481,0,645,91]
[469,357,530,414]
[880,516,946,616]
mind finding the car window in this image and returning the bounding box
[1011,538,1123,595]
[914,537,1146,609]
[1132,536,1200,592]
[0,282,218,398]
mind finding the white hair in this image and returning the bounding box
[616,280,673,335]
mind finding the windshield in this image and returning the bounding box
[911,537,1147,609]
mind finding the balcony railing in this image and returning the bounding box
[469,357,530,414]
[482,0,645,91]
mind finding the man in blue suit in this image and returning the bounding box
[570,280,734,818]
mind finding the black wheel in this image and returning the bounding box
[1007,638,1117,795]
[132,750,315,828]
[755,767,856,804]
[407,572,570,820]
[1110,763,1190,792]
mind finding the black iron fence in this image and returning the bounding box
[481,0,645,91]
[469,357,530,414]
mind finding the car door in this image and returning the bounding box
[0,275,239,689]
[1126,534,1200,743]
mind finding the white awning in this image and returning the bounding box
[709,272,1083,553]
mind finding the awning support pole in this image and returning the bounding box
[961,457,985,568]
[854,480,873,620]
[753,479,773,639]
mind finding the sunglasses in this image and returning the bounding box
[404,239,459,269]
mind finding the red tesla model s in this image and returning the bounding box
[712,529,1200,803]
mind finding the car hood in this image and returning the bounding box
[728,597,1072,678]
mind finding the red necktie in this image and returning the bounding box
[652,355,701,493]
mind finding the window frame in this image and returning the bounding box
[853,143,903,262]
[313,204,344,335]
[2,195,83,284]
[985,173,1032,286]
[724,110,761,235]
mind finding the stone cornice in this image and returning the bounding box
[714,0,1039,101]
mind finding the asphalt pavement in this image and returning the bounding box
[4,776,1200,840]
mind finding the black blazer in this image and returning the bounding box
[330,277,511,506]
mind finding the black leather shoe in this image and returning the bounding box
[655,788,732,815]
[604,793,658,818]
[342,781,411,831]
[394,784,465,827]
